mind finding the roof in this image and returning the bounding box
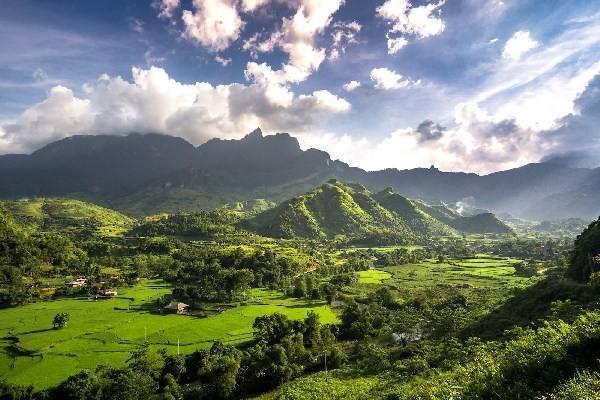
[164,301,189,309]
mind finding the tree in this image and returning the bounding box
[253,313,294,345]
[53,312,70,329]
[319,283,337,304]
[198,342,242,399]
[128,344,165,381]
[54,370,101,400]
[568,218,600,282]
[292,276,306,298]
[162,373,183,400]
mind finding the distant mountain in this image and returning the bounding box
[242,180,510,240]
[0,133,197,199]
[0,129,598,219]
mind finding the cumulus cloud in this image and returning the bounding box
[156,0,181,19]
[299,99,544,174]
[182,0,244,52]
[243,0,344,77]
[0,66,351,154]
[2,86,93,153]
[377,0,445,54]
[328,20,361,60]
[502,30,539,61]
[343,80,361,92]
[387,37,408,54]
[241,0,270,13]
[370,67,415,90]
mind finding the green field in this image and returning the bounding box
[384,255,529,289]
[0,280,337,389]
[358,269,392,284]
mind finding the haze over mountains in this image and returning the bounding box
[0,128,598,220]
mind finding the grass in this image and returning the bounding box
[383,255,529,289]
[252,370,384,400]
[3,198,135,237]
[0,280,336,389]
[358,269,392,284]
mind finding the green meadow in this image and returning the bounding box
[0,280,337,389]
[358,269,392,284]
[384,255,529,289]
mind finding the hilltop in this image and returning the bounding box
[243,180,511,241]
[2,198,135,237]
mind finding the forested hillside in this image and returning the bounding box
[243,180,511,241]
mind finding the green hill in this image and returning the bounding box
[2,198,135,237]
[373,188,457,236]
[414,202,512,234]
[242,181,414,241]
[243,181,511,241]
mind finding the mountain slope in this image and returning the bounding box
[2,198,135,237]
[0,133,198,200]
[243,181,511,240]
[373,187,457,236]
[242,181,415,240]
[414,202,512,234]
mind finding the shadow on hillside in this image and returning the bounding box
[462,276,599,339]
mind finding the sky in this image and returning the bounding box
[1,0,599,174]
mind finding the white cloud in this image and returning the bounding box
[343,80,361,91]
[370,67,413,90]
[181,0,244,52]
[328,20,361,60]
[387,37,408,54]
[377,0,445,54]
[502,30,539,61]
[243,0,344,78]
[241,0,270,12]
[298,90,351,113]
[215,55,232,66]
[0,66,351,154]
[156,0,181,19]
[471,20,600,131]
[1,86,93,153]
[129,17,145,34]
[299,101,540,174]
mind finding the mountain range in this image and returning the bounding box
[0,128,598,220]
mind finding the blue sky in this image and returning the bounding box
[1,0,599,173]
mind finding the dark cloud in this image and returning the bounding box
[414,120,447,142]
[545,73,600,152]
[541,150,600,169]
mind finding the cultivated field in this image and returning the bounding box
[0,280,336,389]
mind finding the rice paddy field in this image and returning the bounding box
[0,280,337,389]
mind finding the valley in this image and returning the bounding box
[0,133,599,400]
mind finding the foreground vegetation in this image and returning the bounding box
[1,196,599,399]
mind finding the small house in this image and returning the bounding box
[102,289,118,297]
[67,278,88,288]
[164,301,189,315]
